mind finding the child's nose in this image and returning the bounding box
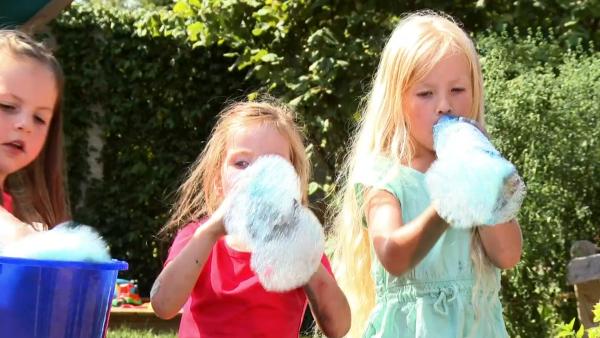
[436,98,452,116]
[14,114,32,133]
[437,108,452,115]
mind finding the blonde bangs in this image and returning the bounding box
[225,111,310,206]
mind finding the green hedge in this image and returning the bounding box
[480,31,599,337]
[53,3,598,337]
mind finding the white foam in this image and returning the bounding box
[2,222,111,262]
[224,155,324,291]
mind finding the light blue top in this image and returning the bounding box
[356,157,509,338]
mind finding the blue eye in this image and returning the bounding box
[0,103,16,112]
[234,160,250,169]
[34,115,47,125]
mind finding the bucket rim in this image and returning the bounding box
[0,256,128,270]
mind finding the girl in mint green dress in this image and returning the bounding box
[331,11,521,338]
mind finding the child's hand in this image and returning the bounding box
[221,156,325,291]
[197,200,228,239]
[427,115,526,228]
[472,120,491,139]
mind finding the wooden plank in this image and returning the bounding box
[109,302,181,332]
[574,280,600,329]
[567,254,600,285]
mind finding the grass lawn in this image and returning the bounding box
[107,327,313,338]
[107,327,177,338]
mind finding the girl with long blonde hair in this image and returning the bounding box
[151,99,350,338]
[331,11,521,338]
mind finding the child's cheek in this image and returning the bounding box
[222,169,242,196]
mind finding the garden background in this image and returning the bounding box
[50,0,599,337]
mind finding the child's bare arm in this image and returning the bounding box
[366,190,448,276]
[304,264,351,338]
[478,219,522,269]
[150,215,225,319]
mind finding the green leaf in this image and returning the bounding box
[189,0,202,7]
[288,95,302,107]
[588,327,600,338]
[252,27,263,36]
[556,318,576,337]
[254,7,272,17]
[186,22,205,42]
[308,182,320,195]
[173,1,193,16]
[575,324,585,338]
[260,52,278,62]
[563,20,578,28]
[247,92,259,101]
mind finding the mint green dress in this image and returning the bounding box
[356,157,509,338]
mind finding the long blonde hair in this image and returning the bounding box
[162,98,310,234]
[331,11,493,337]
[0,30,70,228]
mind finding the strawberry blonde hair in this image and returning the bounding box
[162,98,310,234]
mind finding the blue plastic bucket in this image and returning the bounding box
[0,256,128,338]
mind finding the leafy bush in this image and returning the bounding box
[480,30,599,337]
[554,302,600,338]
